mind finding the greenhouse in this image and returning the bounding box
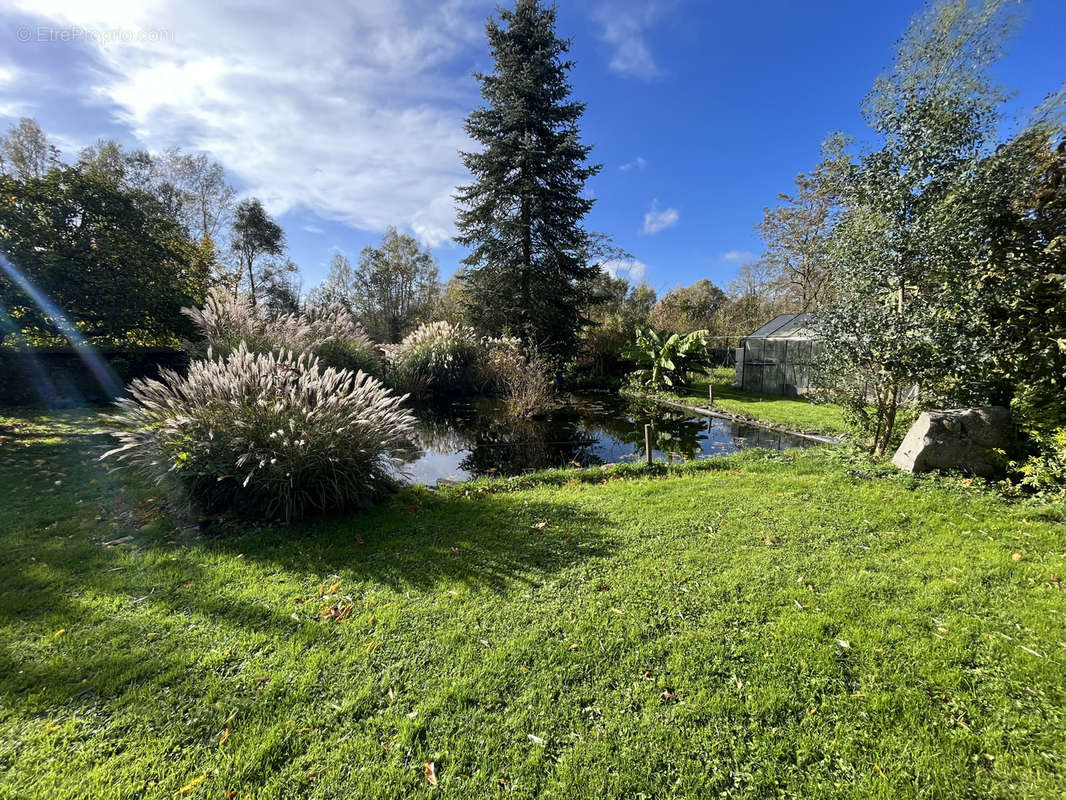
[734,312,821,397]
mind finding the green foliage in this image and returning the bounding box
[0,165,210,345]
[648,279,726,335]
[102,344,416,521]
[455,0,602,362]
[574,271,656,377]
[623,328,712,391]
[813,0,1054,456]
[385,320,485,396]
[972,131,1066,445]
[1012,427,1066,500]
[304,300,381,376]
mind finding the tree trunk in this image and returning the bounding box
[247,255,257,310]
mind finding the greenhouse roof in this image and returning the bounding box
[746,313,819,340]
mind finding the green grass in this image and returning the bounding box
[1,409,1065,799]
[662,367,848,436]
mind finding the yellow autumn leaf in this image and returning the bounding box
[175,774,206,795]
[53,629,66,639]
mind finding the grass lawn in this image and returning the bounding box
[663,367,848,436]
[1,409,1065,799]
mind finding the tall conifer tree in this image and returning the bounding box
[455,0,601,362]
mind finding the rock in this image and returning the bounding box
[892,406,1012,478]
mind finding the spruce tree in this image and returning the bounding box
[455,0,601,363]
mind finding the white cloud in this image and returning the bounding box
[593,2,670,79]
[303,224,325,235]
[642,200,678,235]
[601,258,647,281]
[619,155,646,172]
[720,250,755,264]
[7,0,492,247]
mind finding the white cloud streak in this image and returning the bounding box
[601,258,647,281]
[7,0,493,247]
[619,155,646,171]
[642,200,678,235]
[720,249,755,264]
[593,2,670,79]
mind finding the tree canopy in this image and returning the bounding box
[0,165,210,345]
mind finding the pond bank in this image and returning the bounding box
[626,389,843,445]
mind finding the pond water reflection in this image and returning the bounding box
[401,393,817,486]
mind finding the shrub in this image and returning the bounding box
[487,346,558,418]
[386,321,483,396]
[102,344,416,521]
[1012,427,1066,500]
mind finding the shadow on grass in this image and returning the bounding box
[0,430,617,711]
[206,490,616,594]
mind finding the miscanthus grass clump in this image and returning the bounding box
[102,344,416,521]
[182,292,382,376]
[182,290,310,358]
[385,320,484,396]
[304,300,381,376]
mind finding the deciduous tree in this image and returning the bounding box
[231,199,285,310]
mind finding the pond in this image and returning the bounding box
[401,393,819,486]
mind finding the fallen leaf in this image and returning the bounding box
[175,774,207,795]
[531,521,547,530]
[527,733,546,745]
[661,689,678,703]
[836,639,850,649]
[1012,551,1023,562]
[53,629,66,639]
[424,761,438,787]
[219,728,229,747]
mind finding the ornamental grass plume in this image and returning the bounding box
[102,343,416,521]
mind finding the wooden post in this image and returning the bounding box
[644,424,653,466]
[708,383,714,406]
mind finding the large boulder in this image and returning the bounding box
[892,406,1012,478]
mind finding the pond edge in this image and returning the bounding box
[631,392,842,446]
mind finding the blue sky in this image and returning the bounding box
[1,0,1063,297]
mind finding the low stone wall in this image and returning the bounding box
[0,347,188,406]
